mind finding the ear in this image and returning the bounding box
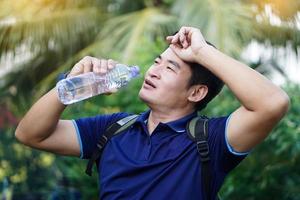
[187,85,208,103]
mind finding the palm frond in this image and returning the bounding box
[0,7,103,59]
[253,19,300,55]
[96,7,177,62]
[171,0,255,57]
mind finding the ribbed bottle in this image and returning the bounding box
[56,64,140,105]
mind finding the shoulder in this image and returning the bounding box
[76,112,131,121]
[207,115,230,132]
[206,115,231,146]
[74,112,133,130]
[190,115,230,134]
[201,115,248,173]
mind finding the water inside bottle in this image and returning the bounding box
[57,65,140,105]
[96,68,130,93]
[57,76,96,104]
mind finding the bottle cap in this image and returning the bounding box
[130,66,140,78]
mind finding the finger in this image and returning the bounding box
[94,59,101,74]
[99,59,108,74]
[187,31,192,45]
[181,26,191,35]
[108,59,117,70]
[166,36,173,43]
[184,30,192,48]
[179,33,185,46]
[171,33,179,44]
[70,62,84,76]
[110,88,118,93]
[79,56,93,74]
[89,57,99,74]
[185,27,194,46]
[103,88,118,95]
[82,60,92,74]
[178,30,188,48]
[178,27,190,47]
[171,34,183,48]
[182,37,189,48]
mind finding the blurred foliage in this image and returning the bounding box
[0,127,56,199]
[218,84,300,200]
[0,0,299,199]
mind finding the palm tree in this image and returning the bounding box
[1,0,299,110]
[36,0,300,96]
[0,0,104,111]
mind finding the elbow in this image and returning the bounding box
[274,91,290,115]
[15,125,34,147]
[15,122,49,148]
[15,126,28,145]
[265,91,290,119]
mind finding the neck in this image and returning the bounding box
[147,106,195,135]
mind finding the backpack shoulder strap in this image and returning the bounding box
[85,114,139,176]
[187,116,212,200]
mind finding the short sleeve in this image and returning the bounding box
[207,115,249,173]
[73,112,130,159]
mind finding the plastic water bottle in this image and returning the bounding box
[56,64,140,105]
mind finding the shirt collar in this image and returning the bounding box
[135,110,151,125]
[135,110,198,133]
[165,111,198,133]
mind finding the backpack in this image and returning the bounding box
[85,114,214,200]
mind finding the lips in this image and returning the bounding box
[144,79,156,89]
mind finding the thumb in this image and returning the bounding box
[104,88,118,95]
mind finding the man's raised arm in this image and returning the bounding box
[167,26,290,153]
[15,57,118,156]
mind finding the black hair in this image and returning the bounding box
[186,42,224,111]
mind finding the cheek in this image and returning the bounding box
[162,79,189,98]
[166,76,189,90]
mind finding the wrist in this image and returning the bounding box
[50,88,67,107]
[194,45,217,66]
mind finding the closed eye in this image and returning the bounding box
[167,66,175,72]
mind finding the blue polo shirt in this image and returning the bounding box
[73,110,248,200]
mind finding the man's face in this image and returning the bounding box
[139,47,193,109]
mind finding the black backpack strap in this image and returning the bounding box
[187,116,212,200]
[85,114,139,176]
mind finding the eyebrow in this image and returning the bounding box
[157,55,181,70]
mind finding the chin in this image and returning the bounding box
[138,89,153,104]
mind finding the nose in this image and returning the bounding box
[147,65,161,79]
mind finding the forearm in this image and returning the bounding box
[196,46,289,112]
[15,88,66,144]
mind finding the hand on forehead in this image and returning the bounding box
[160,47,186,67]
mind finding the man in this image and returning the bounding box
[15,26,289,199]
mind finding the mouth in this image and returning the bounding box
[144,79,156,89]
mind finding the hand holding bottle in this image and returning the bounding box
[56,56,140,105]
[68,56,119,95]
[68,56,118,77]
